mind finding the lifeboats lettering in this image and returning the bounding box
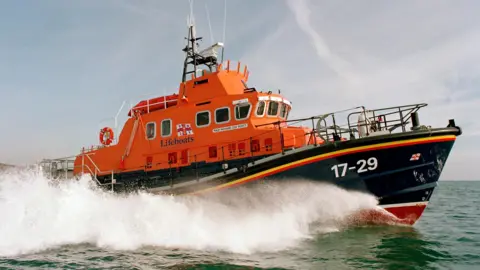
[331,157,378,178]
[213,123,248,133]
[160,137,194,147]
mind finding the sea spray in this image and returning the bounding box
[0,167,380,257]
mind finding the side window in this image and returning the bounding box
[146,122,156,140]
[256,101,266,117]
[267,101,279,116]
[196,111,210,127]
[279,104,288,119]
[161,119,171,137]
[235,103,251,120]
[256,100,265,117]
[215,107,230,124]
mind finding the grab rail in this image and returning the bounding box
[79,152,117,190]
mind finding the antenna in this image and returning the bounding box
[188,0,195,26]
[187,0,197,53]
[205,2,214,44]
[222,0,227,43]
[180,0,223,83]
[221,0,227,63]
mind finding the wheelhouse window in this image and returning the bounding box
[146,122,156,140]
[215,107,230,124]
[279,104,288,119]
[196,111,210,127]
[235,103,251,120]
[267,101,279,116]
[256,101,266,117]
[161,119,171,137]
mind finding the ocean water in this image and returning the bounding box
[0,168,478,270]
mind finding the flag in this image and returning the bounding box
[185,123,194,135]
[176,123,184,137]
[176,123,194,137]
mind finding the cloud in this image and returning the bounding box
[285,0,357,84]
[0,1,182,164]
[242,0,480,133]
[242,0,480,179]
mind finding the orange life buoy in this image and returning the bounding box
[99,127,114,145]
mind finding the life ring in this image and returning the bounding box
[99,127,114,145]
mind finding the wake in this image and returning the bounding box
[0,167,391,257]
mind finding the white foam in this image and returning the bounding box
[0,167,379,256]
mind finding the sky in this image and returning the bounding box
[0,0,479,180]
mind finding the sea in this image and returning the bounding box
[0,168,478,270]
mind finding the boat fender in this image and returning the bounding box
[99,127,115,146]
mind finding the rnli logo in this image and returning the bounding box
[176,123,194,137]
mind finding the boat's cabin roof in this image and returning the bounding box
[128,60,293,127]
[125,23,294,127]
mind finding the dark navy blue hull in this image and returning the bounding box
[271,137,454,206]
[103,127,459,224]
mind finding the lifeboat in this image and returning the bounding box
[128,94,179,116]
[67,16,462,226]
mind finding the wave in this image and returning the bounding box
[0,167,385,256]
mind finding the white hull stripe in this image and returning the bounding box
[380,201,429,209]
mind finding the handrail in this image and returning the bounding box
[255,103,427,139]
[75,164,99,184]
[217,60,250,81]
[78,154,117,190]
[347,103,427,136]
[38,157,75,180]
[133,99,178,110]
[254,105,365,128]
[84,153,101,174]
[83,153,116,183]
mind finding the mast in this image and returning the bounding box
[181,22,223,83]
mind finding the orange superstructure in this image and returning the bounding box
[73,25,322,182]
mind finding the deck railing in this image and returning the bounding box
[39,153,117,191]
[255,103,428,142]
[347,103,427,135]
[39,156,76,180]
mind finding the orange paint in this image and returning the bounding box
[73,61,313,177]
